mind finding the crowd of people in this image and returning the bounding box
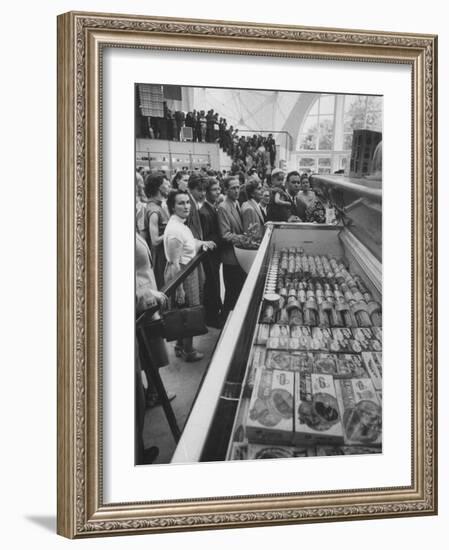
[148,104,237,148]
[145,103,277,180]
[229,134,276,181]
[136,165,330,332]
[135,162,332,462]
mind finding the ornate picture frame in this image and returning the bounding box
[57,11,437,538]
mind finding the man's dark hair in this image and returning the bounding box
[235,171,246,185]
[205,177,220,193]
[144,172,165,198]
[222,175,239,191]
[286,170,301,183]
[188,172,207,191]
[246,179,262,200]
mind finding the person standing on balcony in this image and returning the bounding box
[174,110,185,141]
[199,110,207,143]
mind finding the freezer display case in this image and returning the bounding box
[172,220,382,464]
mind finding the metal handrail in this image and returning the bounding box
[136,249,208,328]
[311,174,382,201]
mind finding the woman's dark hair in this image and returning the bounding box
[166,189,189,215]
[144,172,165,198]
[171,171,185,189]
[246,178,262,199]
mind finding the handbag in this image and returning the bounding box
[162,305,208,342]
[135,314,170,368]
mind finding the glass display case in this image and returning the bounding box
[172,216,382,464]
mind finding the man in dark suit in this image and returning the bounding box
[191,110,198,142]
[174,110,185,141]
[266,133,276,167]
[186,172,205,240]
[206,109,214,143]
[185,173,206,300]
[200,177,223,328]
[217,176,247,319]
[267,170,302,222]
[259,187,270,222]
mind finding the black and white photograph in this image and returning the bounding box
[135,84,383,465]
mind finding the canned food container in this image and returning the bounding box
[264,293,281,309]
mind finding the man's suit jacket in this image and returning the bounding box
[259,204,268,223]
[187,191,203,240]
[199,201,222,324]
[267,188,302,222]
[241,199,265,240]
[217,197,244,265]
[199,201,220,246]
[200,201,221,267]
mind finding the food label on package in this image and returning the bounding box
[290,352,314,373]
[353,328,382,352]
[311,327,333,351]
[361,352,382,390]
[290,326,312,350]
[267,336,290,350]
[335,378,382,446]
[336,354,368,378]
[246,368,294,444]
[293,372,344,446]
[311,353,339,375]
[266,350,291,371]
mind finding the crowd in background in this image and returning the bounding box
[146,103,277,179]
[229,134,276,181]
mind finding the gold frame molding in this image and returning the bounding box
[57,11,438,538]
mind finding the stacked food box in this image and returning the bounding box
[234,247,382,460]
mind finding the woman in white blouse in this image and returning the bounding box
[164,189,216,362]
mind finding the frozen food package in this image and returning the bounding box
[246,368,294,444]
[334,378,382,446]
[361,352,383,390]
[293,372,344,446]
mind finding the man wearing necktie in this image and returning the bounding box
[186,172,205,240]
[186,172,206,300]
[217,176,247,319]
[200,177,223,328]
[241,179,265,241]
[267,170,302,222]
[259,187,270,222]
